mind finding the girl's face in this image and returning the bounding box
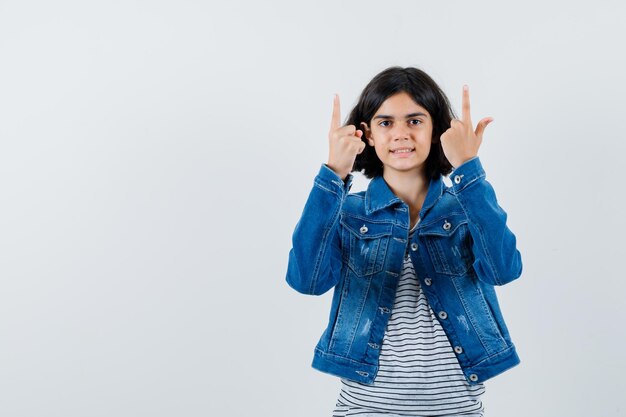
[361,91,433,178]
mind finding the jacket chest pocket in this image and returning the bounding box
[419,214,474,276]
[341,216,393,277]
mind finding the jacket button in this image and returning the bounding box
[454,346,463,354]
[454,174,463,184]
[379,307,391,314]
[469,374,479,382]
[360,225,368,234]
[410,242,418,251]
[368,342,380,349]
[438,311,448,320]
[424,278,432,286]
[356,371,369,377]
[443,221,451,231]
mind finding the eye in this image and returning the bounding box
[378,120,391,127]
[409,119,422,126]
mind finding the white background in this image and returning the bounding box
[1,1,625,416]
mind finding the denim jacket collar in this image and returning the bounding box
[365,174,445,216]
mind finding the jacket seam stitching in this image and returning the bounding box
[309,187,343,294]
[453,180,502,285]
[314,347,378,367]
[314,180,340,197]
[449,277,494,354]
[468,345,515,369]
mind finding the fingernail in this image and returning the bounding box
[463,85,468,91]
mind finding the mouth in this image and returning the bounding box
[390,147,415,154]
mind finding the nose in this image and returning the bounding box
[391,124,410,141]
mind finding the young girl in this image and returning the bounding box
[286,66,522,416]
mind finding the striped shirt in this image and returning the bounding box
[332,223,485,417]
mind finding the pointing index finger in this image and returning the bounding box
[331,93,341,131]
[462,84,472,126]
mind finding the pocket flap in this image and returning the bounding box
[419,213,468,237]
[341,215,393,239]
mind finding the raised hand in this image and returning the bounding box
[440,85,493,168]
[326,94,366,181]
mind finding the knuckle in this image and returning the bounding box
[335,127,348,136]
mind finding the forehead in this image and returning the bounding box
[374,91,430,117]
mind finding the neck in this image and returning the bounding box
[383,168,429,224]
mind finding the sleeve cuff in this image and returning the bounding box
[450,156,486,193]
[318,163,354,194]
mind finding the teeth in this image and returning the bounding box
[392,149,413,153]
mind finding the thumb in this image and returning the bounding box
[475,117,493,138]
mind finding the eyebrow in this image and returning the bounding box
[373,112,428,120]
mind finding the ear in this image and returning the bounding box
[360,122,374,146]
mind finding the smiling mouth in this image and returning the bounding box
[390,148,415,154]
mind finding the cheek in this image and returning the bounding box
[374,145,387,159]
[419,128,434,144]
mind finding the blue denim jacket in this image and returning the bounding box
[286,156,522,385]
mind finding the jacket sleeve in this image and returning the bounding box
[450,156,523,286]
[285,163,353,296]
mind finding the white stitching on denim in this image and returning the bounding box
[313,181,339,197]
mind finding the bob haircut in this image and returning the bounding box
[347,66,455,180]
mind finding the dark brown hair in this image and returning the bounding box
[347,66,455,179]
